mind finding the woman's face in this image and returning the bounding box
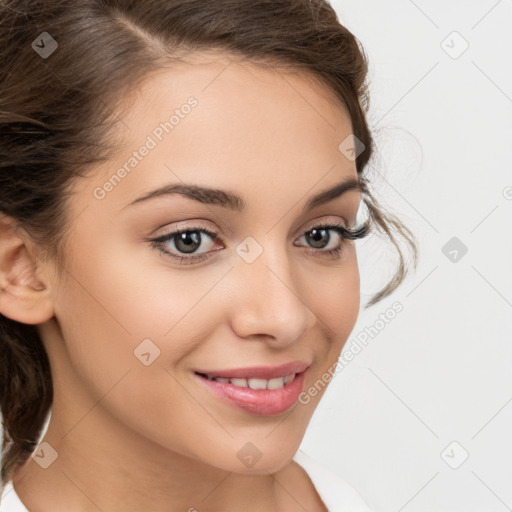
[40,50,363,474]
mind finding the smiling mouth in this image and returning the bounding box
[193,367,309,416]
[194,371,297,390]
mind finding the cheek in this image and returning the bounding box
[58,231,227,345]
[307,246,360,347]
[52,259,228,455]
[51,240,236,435]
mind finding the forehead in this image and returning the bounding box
[113,49,352,150]
[79,50,357,216]
[121,49,348,115]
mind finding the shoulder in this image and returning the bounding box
[292,449,373,512]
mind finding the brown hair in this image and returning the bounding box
[0,0,417,486]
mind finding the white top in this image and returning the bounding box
[0,449,372,511]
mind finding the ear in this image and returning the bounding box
[0,214,55,324]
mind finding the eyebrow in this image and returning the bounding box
[123,176,362,213]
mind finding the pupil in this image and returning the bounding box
[307,228,329,248]
[176,231,201,253]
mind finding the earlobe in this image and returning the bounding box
[0,215,55,325]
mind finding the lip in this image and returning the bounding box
[192,361,310,380]
[193,363,310,416]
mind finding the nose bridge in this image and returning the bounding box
[228,233,316,344]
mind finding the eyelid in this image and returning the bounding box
[151,215,350,243]
[299,215,349,232]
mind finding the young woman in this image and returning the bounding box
[0,1,417,510]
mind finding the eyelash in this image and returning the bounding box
[149,220,371,265]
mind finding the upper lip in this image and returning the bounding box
[194,361,311,380]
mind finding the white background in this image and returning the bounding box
[300,1,512,511]
[1,1,512,511]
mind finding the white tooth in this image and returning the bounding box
[267,377,285,390]
[283,373,295,385]
[230,378,248,388]
[214,377,229,383]
[248,378,267,390]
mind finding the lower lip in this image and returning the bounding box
[194,369,308,416]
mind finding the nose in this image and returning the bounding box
[228,245,317,348]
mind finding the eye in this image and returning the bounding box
[294,220,369,259]
[297,222,345,251]
[149,219,370,265]
[149,226,219,265]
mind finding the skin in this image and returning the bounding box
[0,50,363,511]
